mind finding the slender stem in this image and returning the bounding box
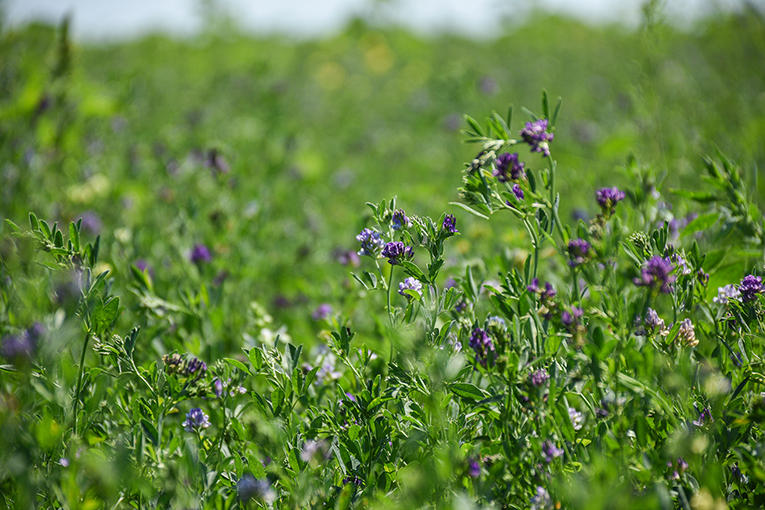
[73,329,91,435]
[387,264,395,325]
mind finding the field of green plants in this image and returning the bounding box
[1,3,765,508]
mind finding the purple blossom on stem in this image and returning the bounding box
[312,303,333,321]
[739,275,763,303]
[530,486,553,510]
[643,308,667,335]
[356,228,384,257]
[469,327,494,367]
[442,214,458,234]
[468,458,481,478]
[561,306,584,328]
[519,119,554,157]
[493,152,525,182]
[391,209,412,230]
[567,238,592,267]
[633,256,675,294]
[512,184,525,201]
[529,368,550,387]
[677,318,697,347]
[381,241,414,265]
[190,243,212,264]
[595,187,625,216]
[183,408,211,432]
[335,249,360,267]
[693,406,713,427]
[398,277,423,299]
[713,284,739,305]
[541,440,564,463]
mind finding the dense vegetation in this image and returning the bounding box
[1,5,765,509]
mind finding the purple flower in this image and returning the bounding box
[469,327,494,367]
[595,187,626,216]
[335,249,360,267]
[468,458,481,478]
[312,303,333,321]
[213,378,224,398]
[529,368,550,387]
[1,323,44,361]
[541,440,564,463]
[633,256,675,294]
[713,284,740,305]
[134,259,155,278]
[493,152,525,182]
[205,148,230,175]
[643,308,667,335]
[675,318,697,347]
[528,279,556,302]
[442,214,458,234]
[519,119,554,157]
[381,241,414,265]
[79,211,102,235]
[190,243,212,264]
[186,356,207,375]
[561,306,583,328]
[183,408,211,432]
[693,406,713,427]
[511,183,525,201]
[237,473,275,503]
[567,238,592,267]
[530,486,553,510]
[391,209,411,230]
[398,277,423,299]
[527,278,542,293]
[739,275,763,303]
[356,228,384,257]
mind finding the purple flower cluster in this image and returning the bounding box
[739,275,763,303]
[519,119,554,157]
[398,277,423,299]
[391,209,411,230]
[633,256,675,294]
[677,318,697,347]
[567,238,592,267]
[693,406,713,427]
[469,327,495,367]
[356,228,384,257]
[529,368,550,387]
[163,353,207,378]
[442,214,458,234]
[183,407,211,432]
[0,323,44,361]
[493,152,525,182]
[530,486,553,510]
[511,184,525,202]
[561,306,584,329]
[541,440,564,463]
[312,303,333,321]
[190,243,212,264]
[527,279,556,301]
[468,458,481,478]
[595,187,625,216]
[668,457,688,480]
[643,308,667,335]
[381,241,414,265]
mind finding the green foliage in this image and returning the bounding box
[1,7,765,510]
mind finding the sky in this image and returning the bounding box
[1,0,757,41]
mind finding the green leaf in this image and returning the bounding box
[69,222,80,252]
[682,212,719,237]
[141,419,159,446]
[669,189,716,203]
[399,261,427,284]
[224,358,251,376]
[94,297,120,335]
[448,202,489,220]
[348,424,362,441]
[450,383,487,401]
[464,115,484,137]
[5,219,20,232]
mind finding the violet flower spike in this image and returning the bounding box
[519,119,554,157]
[493,152,525,182]
[633,256,675,294]
[739,275,763,303]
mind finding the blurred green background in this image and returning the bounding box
[1,3,764,356]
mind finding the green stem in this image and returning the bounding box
[73,329,91,435]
